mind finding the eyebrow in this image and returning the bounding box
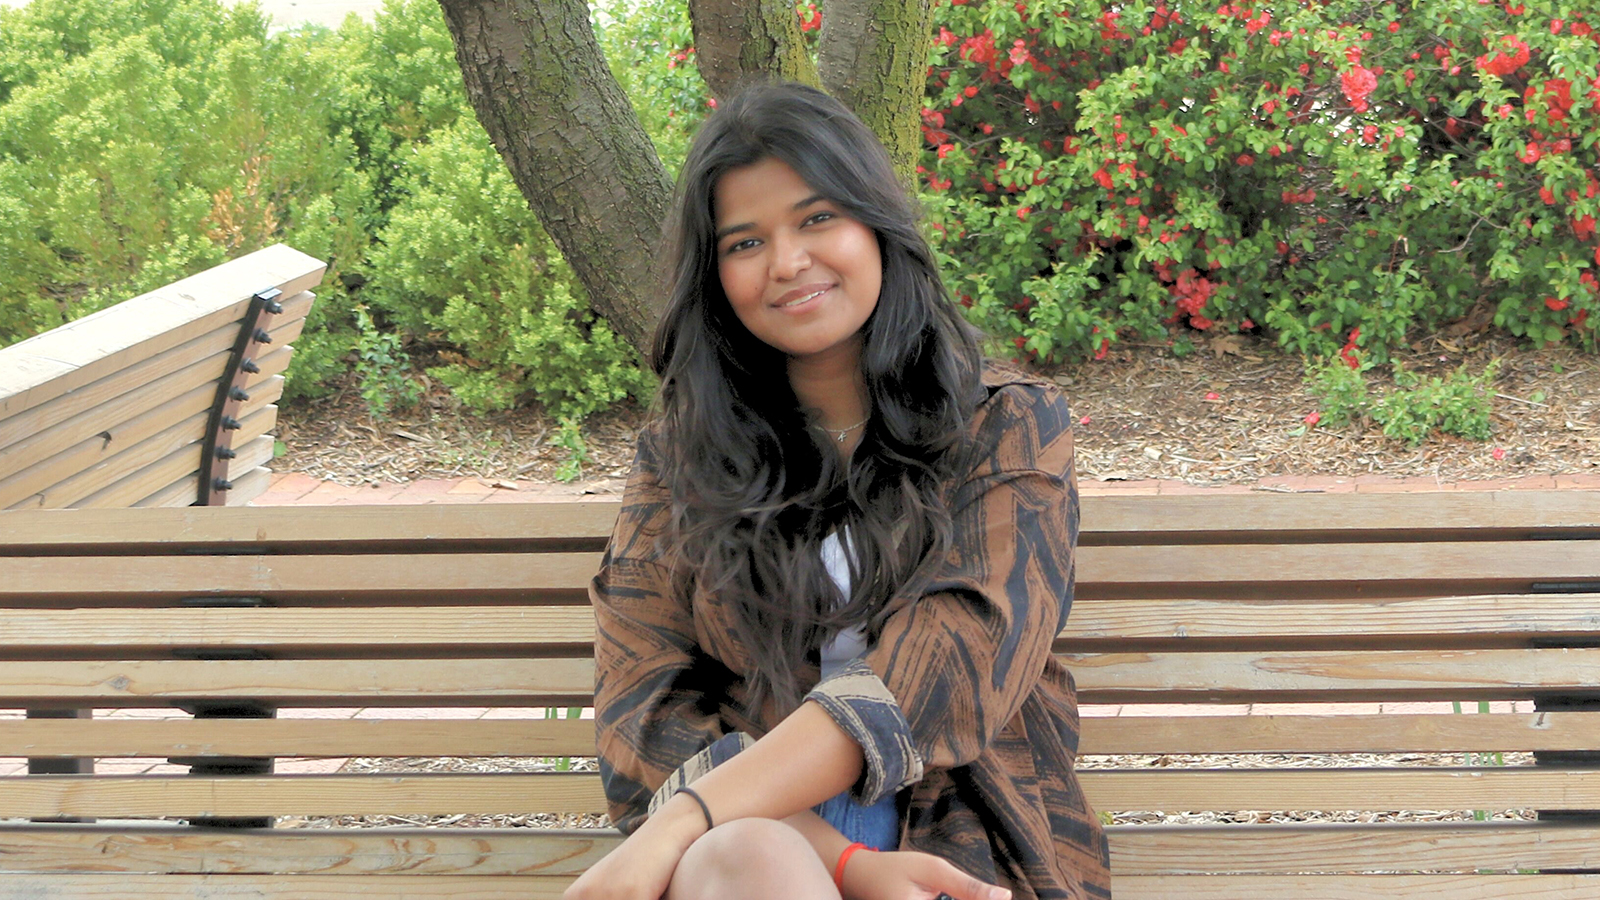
[714,194,828,243]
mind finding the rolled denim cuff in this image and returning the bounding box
[805,658,925,804]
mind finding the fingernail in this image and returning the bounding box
[991,889,1011,900]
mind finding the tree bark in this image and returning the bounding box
[688,0,819,100]
[817,0,934,183]
[435,0,671,354]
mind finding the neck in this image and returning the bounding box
[788,339,869,447]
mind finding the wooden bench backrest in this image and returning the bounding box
[0,245,325,510]
[2,493,1600,897]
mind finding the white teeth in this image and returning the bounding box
[782,288,828,308]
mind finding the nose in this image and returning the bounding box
[768,230,811,281]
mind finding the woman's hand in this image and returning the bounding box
[562,795,705,900]
[842,849,1013,900]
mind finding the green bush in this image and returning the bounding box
[921,0,1600,364]
[1306,355,1501,445]
[363,118,652,420]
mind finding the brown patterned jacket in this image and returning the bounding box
[590,366,1112,900]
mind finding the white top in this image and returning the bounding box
[820,531,868,679]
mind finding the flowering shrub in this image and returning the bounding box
[920,0,1600,364]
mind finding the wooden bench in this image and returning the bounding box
[0,244,324,510]
[2,491,1599,897]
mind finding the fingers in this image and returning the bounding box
[919,856,1011,900]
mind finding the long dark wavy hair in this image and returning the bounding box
[650,82,984,712]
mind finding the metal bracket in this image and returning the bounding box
[197,288,283,506]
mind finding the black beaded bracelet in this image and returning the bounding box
[676,786,715,831]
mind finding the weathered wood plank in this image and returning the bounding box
[0,825,617,877]
[0,658,594,706]
[1061,594,1600,645]
[1,873,1590,900]
[0,822,1592,877]
[2,768,1597,818]
[0,606,594,651]
[8,380,283,511]
[1109,874,1600,899]
[6,492,1599,553]
[0,290,311,454]
[0,309,304,477]
[2,542,1596,602]
[0,718,598,759]
[1106,821,1600,875]
[8,712,1595,759]
[0,552,602,601]
[1084,767,1600,813]
[0,244,323,421]
[1079,712,1600,755]
[0,874,568,898]
[0,503,622,552]
[67,405,278,510]
[1066,647,1600,702]
[1083,492,1600,542]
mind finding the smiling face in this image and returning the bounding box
[712,157,883,370]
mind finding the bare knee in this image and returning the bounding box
[669,818,836,900]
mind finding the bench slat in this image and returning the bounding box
[3,768,1597,818]
[0,718,597,758]
[0,606,593,651]
[1062,593,1600,646]
[1107,821,1600,875]
[0,553,601,602]
[0,309,305,478]
[4,492,1598,552]
[0,244,323,422]
[2,541,1596,602]
[0,658,592,706]
[10,595,1600,654]
[1067,647,1600,702]
[0,354,289,511]
[0,874,566,898]
[3,649,1599,705]
[1081,712,1600,755]
[73,417,277,510]
[1110,874,1600,899]
[7,712,1600,759]
[0,503,622,552]
[0,822,1593,876]
[2,874,1593,900]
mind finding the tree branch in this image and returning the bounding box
[688,0,819,100]
[818,0,934,183]
[436,0,671,355]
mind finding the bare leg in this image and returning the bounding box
[666,818,842,900]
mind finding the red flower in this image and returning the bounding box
[1341,65,1377,112]
[1518,142,1542,163]
[1475,35,1530,77]
[1546,297,1570,311]
[1304,412,1322,426]
[1205,392,1220,400]
[1236,153,1255,166]
[1016,206,1031,220]
[1493,447,1506,461]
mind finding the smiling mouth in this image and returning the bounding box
[779,287,830,308]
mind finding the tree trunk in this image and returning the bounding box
[435,0,671,355]
[818,0,934,184]
[438,0,933,360]
[688,0,819,100]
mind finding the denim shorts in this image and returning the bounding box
[813,788,900,850]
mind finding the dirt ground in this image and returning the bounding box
[275,330,1599,489]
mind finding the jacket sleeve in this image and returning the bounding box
[590,435,732,835]
[804,384,1079,804]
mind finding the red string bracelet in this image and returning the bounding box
[833,842,872,894]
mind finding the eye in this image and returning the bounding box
[803,211,837,226]
[724,237,759,255]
